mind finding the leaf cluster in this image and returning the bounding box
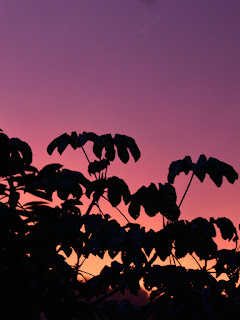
[0,129,239,319]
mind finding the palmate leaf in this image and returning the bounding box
[128,183,180,221]
[107,176,131,207]
[93,134,115,161]
[168,154,238,187]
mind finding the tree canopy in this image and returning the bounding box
[0,128,239,319]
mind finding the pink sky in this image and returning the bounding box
[1,0,240,233]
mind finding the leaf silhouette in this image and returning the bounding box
[69,131,79,149]
[128,200,141,220]
[93,134,115,161]
[88,159,109,175]
[38,163,63,175]
[47,133,71,155]
[211,217,238,242]
[192,154,207,182]
[114,134,140,164]
[206,157,238,187]
[8,138,33,166]
[107,177,131,207]
[168,156,193,183]
[168,155,238,188]
[128,186,147,219]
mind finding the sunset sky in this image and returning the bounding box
[1,0,240,243]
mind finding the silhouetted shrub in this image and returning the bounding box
[0,128,239,319]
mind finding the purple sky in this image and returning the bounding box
[1,0,240,229]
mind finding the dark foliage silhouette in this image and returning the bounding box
[0,128,239,319]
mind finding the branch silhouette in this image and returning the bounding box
[0,129,239,319]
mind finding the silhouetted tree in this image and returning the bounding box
[0,128,239,319]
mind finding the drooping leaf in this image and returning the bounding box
[211,217,238,242]
[128,186,147,219]
[155,228,174,261]
[192,154,207,182]
[190,217,216,238]
[108,185,121,207]
[122,135,141,162]
[128,200,141,220]
[168,156,193,184]
[158,183,180,221]
[104,135,115,161]
[107,177,131,207]
[206,157,238,187]
[47,133,71,155]
[142,183,160,217]
[69,131,79,149]
[113,134,140,164]
[8,138,33,166]
[115,143,129,164]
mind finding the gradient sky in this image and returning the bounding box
[1,0,240,239]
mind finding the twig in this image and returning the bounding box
[190,253,202,270]
[81,146,98,180]
[101,195,130,223]
[179,172,194,208]
[78,270,95,277]
[78,272,87,282]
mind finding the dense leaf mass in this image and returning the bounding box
[0,129,239,319]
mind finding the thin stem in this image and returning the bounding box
[179,172,194,208]
[105,166,108,179]
[75,254,81,280]
[78,270,95,277]
[190,253,202,270]
[85,193,101,216]
[95,202,105,217]
[0,195,8,201]
[204,259,208,270]
[162,216,166,228]
[101,195,130,223]
[147,252,158,266]
[79,257,86,268]
[81,146,98,180]
[81,146,91,164]
[78,272,87,282]
[171,253,182,267]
